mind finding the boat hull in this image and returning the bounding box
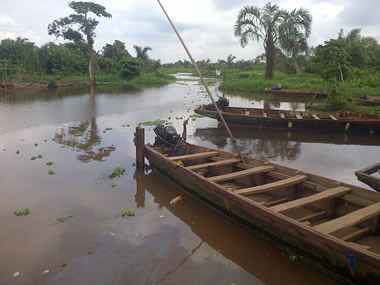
[144,143,380,284]
[195,107,380,132]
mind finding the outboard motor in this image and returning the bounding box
[216,96,229,110]
[153,124,181,147]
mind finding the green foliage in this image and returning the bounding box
[119,57,142,80]
[108,167,126,178]
[14,208,30,216]
[48,170,55,175]
[46,161,54,166]
[314,39,352,82]
[87,249,94,255]
[121,210,135,217]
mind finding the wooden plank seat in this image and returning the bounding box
[296,113,303,119]
[270,186,351,213]
[329,115,338,120]
[208,165,274,183]
[169,151,218,161]
[186,158,240,171]
[312,114,320,120]
[313,202,380,234]
[236,174,308,196]
[280,113,285,119]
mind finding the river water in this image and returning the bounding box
[0,74,379,285]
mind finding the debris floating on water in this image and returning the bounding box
[170,196,183,205]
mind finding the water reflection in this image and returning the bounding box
[53,87,116,162]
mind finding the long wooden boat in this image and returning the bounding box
[348,97,380,107]
[144,140,380,284]
[264,88,328,98]
[194,105,380,133]
[356,163,380,192]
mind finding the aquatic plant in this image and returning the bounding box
[16,150,20,154]
[108,167,126,178]
[48,170,55,175]
[31,156,37,160]
[46,161,54,166]
[87,249,93,255]
[121,210,135,217]
[56,213,75,222]
[111,182,116,187]
[138,119,166,126]
[14,208,30,216]
[37,154,43,159]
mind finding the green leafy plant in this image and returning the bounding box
[56,213,75,222]
[46,161,54,166]
[108,167,126,178]
[121,210,135,217]
[31,156,37,160]
[14,208,30,216]
[48,170,55,175]
[37,154,43,159]
[87,249,93,255]
[111,182,116,187]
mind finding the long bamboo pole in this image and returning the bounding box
[157,0,247,164]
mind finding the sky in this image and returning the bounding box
[0,0,379,63]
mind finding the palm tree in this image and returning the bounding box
[133,45,152,60]
[226,54,236,68]
[279,8,312,74]
[234,3,284,79]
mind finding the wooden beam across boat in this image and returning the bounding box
[186,158,240,171]
[236,174,308,195]
[168,151,218,161]
[314,202,380,234]
[208,165,274,183]
[270,186,351,213]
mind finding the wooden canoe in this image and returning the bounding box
[144,141,380,284]
[356,163,380,192]
[264,88,328,98]
[194,105,380,133]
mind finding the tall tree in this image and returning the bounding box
[234,2,312,79]
[48,1,112,85]
[133,45,152,60]
[278,8,312,74]
[234,3,284,79]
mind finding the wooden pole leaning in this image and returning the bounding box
[156,0,247,164]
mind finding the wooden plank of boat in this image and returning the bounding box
[270,186,351,213]
[329,115,338,120]
[296,113,303,119]
[186,158,240,171]
[355,162,380,192]
[208,165,275,183]
[280,113,285,119]
[236,174,308,195]
[168,151,218,161]
[312,114,320,120]
[313,202,380,234]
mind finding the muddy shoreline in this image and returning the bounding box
[0,81,88,93]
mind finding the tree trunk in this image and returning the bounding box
[88,42,96,85]
[265,35,275,80]
[293,56,301,75]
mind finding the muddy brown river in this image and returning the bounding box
[0,74,379,285]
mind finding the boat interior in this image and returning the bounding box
[151,142,380,254]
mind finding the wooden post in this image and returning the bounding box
[135,127,145,171]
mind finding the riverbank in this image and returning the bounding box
[0,71,176,93]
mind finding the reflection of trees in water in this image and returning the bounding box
[238,138,301,162]
[53,86,115,162]
[194,128,301,162]
[54,118,115,163]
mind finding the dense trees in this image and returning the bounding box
[234,2,312,79]
[48,1,112,84]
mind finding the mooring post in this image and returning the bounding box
[135,127,145,171]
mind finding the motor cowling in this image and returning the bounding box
[153,124,181,147]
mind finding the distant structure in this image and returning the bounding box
[215,69,221,76]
